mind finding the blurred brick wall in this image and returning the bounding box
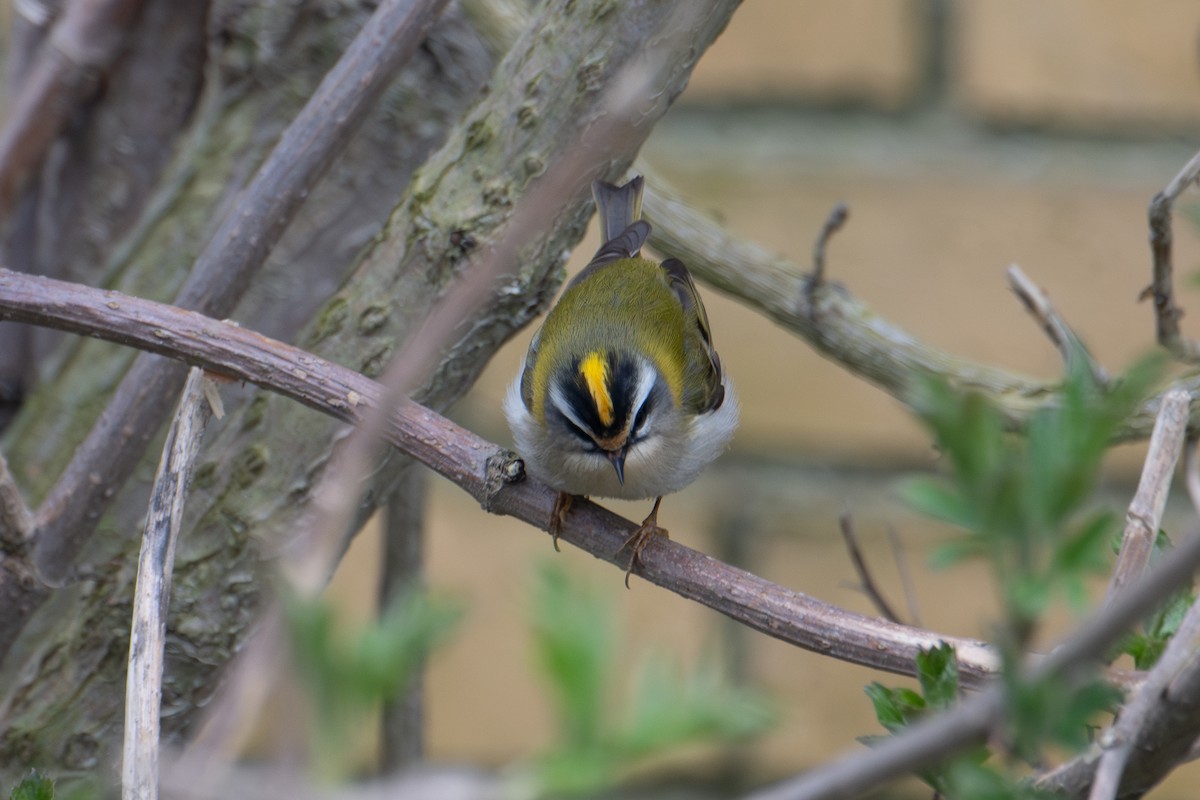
[686,0,1200,133]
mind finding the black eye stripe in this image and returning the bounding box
[557,412,597,448]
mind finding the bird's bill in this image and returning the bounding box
[606,449,627,485]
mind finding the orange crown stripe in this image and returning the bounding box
[580,352,614,427]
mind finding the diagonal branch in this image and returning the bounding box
[1105,387,1190,603]
[0,267,1009,688]
[641,171,1197,440]
[1008,264,1108,387]
[1145,148,1200,362]
[838,512,903,625]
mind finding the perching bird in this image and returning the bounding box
[505,175,738,583]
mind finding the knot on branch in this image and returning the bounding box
[481,449,524,512]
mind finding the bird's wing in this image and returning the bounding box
[661,257,726,414]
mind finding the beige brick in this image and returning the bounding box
[686,0,925,111]
[956,0,1200,129]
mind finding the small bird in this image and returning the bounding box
[505,175,738,584]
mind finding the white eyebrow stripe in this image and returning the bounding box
[630,359,657,429]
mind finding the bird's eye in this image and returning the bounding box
[631,398,653,440]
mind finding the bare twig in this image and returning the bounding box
[0,0,147,222]
[743,525,1200,800]
[838,512,902,624]
[0,267,1009,688]
[1008,264,1108,387]
[810,202,849,290]
[122,369,214,800]
[31,0,451,585]
[1146,148,1200,362]
[1106,387,1191,602]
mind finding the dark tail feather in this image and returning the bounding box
[591,175,644,242]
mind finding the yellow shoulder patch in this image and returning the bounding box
[579,352,614,427]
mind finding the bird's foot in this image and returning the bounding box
[549,492,575,551]
[620,497,667,588]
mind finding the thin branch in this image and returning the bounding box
[639,170,1196,441]
[888,525,922,627]
[0,267,1010,688]
[1106,387,1191,603]
[1145,148,1200,362]
[31,0,451,585]
[0,0,147,222]
[743,524,1200,800]
[122,369,214,800]
[838,512,902,624]
[1008,264,1108,387]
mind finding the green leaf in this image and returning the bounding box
[10,772,54,800]
[898,476,975,529]
[916,643,959,710]
[1006,574,1051,622]
[1117,583,1195,669]
[1118,632,1152,669]
[864,682,925,733]
[943,760,1056,799]
[529,561,614,749]
[283,586,462,778]
[620,657,773,757]
[1055,681,1124,750]
[909,377,1005,492]
[532,749,619,796]
[1148,587,1194,640]
[1007,673,1122,761]
[929,537,989,568]
[1053,512,1114,575]
[528,563,774,796]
